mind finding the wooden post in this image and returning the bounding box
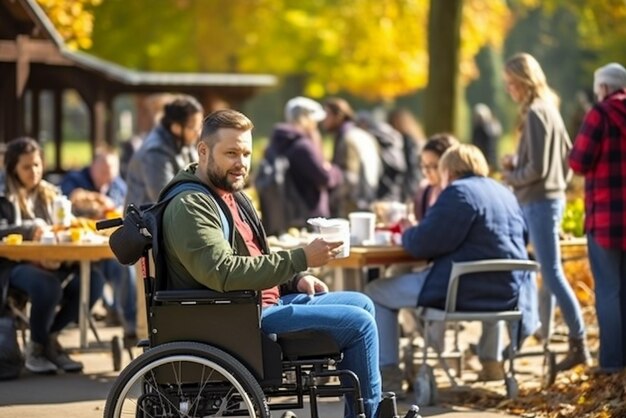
[94,93,107,148]
[15,35,29,99]
[30,89,40,138]
[53,89,63,171]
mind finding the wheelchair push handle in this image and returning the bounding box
[95,217,123,231]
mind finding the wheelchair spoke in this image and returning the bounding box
[189,365,217,416]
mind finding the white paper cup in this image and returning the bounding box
[40,231,56,244]
[348,212,376,245]
[318,218,350,258]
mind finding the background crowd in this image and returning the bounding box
[0,53,624,411]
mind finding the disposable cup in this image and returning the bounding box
[70,228,84,243]
[40,230,56,244]
[348,212,376,245]
[318,218,350,258]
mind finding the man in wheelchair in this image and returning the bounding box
[118,109,416,418]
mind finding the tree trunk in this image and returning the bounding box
[424,0,463,136]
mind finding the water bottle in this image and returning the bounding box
[53,195,72,228]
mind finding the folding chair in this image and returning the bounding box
[412,259,540,405]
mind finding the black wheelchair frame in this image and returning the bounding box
[97,215,419,418]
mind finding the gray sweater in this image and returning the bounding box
[125,125,197,208]
[505,98,572,204]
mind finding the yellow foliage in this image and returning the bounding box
[191,0,510,101]
[36,0,100,50]
[45,0,511,101]
[460,0,512,82]
[520,0,626,70]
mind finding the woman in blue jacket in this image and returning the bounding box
[366,144,538,394]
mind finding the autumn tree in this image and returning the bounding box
[35,0,101,49]
[39,0,626,133]
[87,0,510,106]
[516,0,626,67]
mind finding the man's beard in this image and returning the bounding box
[206,155,246,192]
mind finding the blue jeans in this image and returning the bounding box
[587,234,626,371]
[522,198,585,339]
[9,263,104,345]
[262,291,381,418]
[365,269,506,363]
[99,260,137,334]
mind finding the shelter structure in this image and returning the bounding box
[0,0,276,171]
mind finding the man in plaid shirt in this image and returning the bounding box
[569,62,626,373]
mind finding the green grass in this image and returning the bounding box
[43,138,92,172]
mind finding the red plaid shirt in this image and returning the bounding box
[569,89,626,249]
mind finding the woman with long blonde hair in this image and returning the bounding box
[502,53,590,372]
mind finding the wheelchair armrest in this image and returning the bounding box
[154,289,258,304]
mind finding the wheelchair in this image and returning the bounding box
[97,218,420,418]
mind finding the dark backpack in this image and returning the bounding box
[401,133,421,201]
[254,153,310,237]
[368,123,408,201]
[108,182,230,292]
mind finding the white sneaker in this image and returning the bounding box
[25,342,58,374]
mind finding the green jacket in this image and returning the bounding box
[161,164,308,292]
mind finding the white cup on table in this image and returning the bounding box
[348,212,376,245]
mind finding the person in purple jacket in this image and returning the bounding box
[262,97,342,232]
[366,144,538,396]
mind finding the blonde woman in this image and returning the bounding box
[502,53,590,371]
[366,144,537,392]
[0,137,104,374]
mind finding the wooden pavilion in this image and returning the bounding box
[0,0,277,171]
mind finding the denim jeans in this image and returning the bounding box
[9,263,104,345]
[99,260,137,334]
[365,269,506,364]
[522,198,585,339]
[587,234,626,371]
[262,291,380,418]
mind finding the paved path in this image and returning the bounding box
[0,324,531,418]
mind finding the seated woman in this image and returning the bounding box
[366,144,538,393]
[0,137,104,374]
[413,133,458,221]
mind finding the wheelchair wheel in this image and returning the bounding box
[104,341,270,418]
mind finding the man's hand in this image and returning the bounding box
[302,238,342,267]
[296,274,329,295]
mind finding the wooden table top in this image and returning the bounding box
[0,241,114,262]
[327,245,424,269]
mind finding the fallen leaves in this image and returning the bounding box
[441,367,626,417]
